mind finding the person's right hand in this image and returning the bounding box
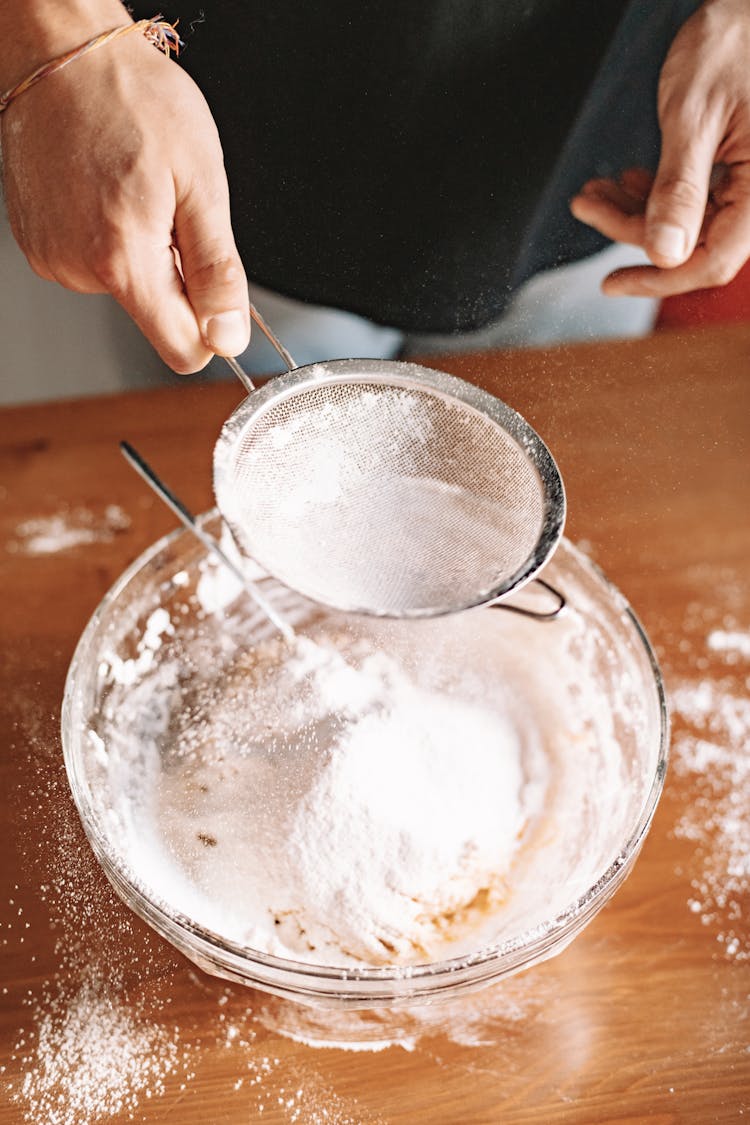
[0,18,250,373]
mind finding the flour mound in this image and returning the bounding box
[155,637,532,966]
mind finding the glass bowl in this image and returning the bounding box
[62,515,667,1009]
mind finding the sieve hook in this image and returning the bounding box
[491,578,566,622]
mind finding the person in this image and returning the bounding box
[1,0,749,376]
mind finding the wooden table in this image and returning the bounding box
[1,326,749,1124]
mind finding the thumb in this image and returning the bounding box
[645,119,718,268]
[174,185,251,357]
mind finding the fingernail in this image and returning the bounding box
[205,310,249,355]
[648,223,687,264]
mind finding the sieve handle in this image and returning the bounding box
[119,441,295,642]
[222,302,297,392]
[490,578,566,622]
[249,301,298,371]
[223,354,255,393]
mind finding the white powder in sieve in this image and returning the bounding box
[215,379,540,614]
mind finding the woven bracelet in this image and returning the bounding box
[0,16,181,114]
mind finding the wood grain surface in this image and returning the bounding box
[1,325,749,1124]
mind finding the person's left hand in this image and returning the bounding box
[570,0,750,297]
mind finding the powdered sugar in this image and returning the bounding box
[3,683,195,1124]
[12,972,180,1125]
[668,617,750,961]
[707,628,750,661]
[5,522,668,1123]
[101,606,174,687]
[94,618,545,966]
[214,370,547,616]
[155,633,534,964]
[69,534,661,981]
[7,504,130,555]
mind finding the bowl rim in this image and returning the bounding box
[62,515,669,992]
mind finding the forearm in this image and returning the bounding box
[0,0,130,89]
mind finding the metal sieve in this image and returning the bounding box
[212,307,565,619]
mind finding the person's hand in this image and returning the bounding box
[1,21,250,372]
[570,0,750,298]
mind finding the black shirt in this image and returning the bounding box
[134,1,701,331]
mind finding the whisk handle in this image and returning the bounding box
[119,441,295,642]
[120,441,195,526]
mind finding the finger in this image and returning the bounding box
[175,177,250,358]
[643,110,721,268]
[43,258,107,294]
[570,192,646,247]
[619,167,654,198]
[107,238,215,373]
[604,192,750,296]
[577,176,647,213]
[24,250,57,284]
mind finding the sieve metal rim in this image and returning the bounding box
[213,358,566,616]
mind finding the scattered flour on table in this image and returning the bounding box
[7,504,130,555]
[3,686,195,1125]
[706,628,750,661]
[669,617,750,961]
[10,972,181,1125]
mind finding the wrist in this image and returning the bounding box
[0,0,131,88]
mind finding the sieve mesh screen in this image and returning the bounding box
[215,373,550,616]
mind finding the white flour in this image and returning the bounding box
[6,534,662,1124]
[13,973,180,1125]
[3,688,195,1125]
[706,628,750,660]
[217,379,437,526]
[669,625,750,961]
[82,539,646,972]
[215,377,542,614]
[8,504,130,555]
[157,636,533,964]
[102,606,174,687]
